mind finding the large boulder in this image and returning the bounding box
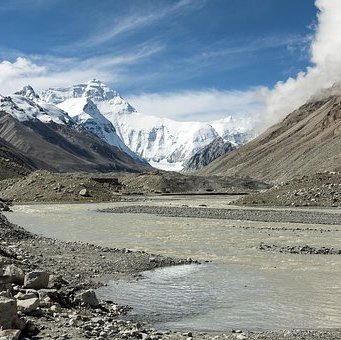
[4,264,25,285]
[17,298,40,314]
[24,271,49,289]
[0,297,17,329]
[75,290,99,307]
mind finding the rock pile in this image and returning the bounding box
[0,170,122,203]
[236,171,341,207]
[0,264,50,338]
[258,243,341,255]
[0,260,175,339]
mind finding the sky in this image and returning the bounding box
[0,0,339,127]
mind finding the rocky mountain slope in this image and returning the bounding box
[235,171,341,208]
[0,109,150,173]
[182,137,236,172]
[199,85,341,182]
[0,87,151,173]
[40,79,255,171]
[0,136,36,180]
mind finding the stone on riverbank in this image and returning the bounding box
[4,264,24,285]
[79,188,90,197]
[17,297,40,314]
[76,290,99,307]
[24,271,49,289]
[0,297,17,329]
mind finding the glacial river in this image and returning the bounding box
[4,196,341,332]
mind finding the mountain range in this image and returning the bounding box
[1,79,340,183]
[39,79,255,171]
[0,89,151,177]
[0,79,254,176]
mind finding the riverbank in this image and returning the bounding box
[0,213,199,339]
[1,203,341,339]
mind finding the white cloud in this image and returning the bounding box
[0,57,108,94]
[0,57,46,93]
[128,89,264,122]
[0,43,162,94]
[129,0,341,128]
[78,0,204,48]
[260,0,341,127]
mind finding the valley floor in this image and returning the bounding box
[0,195,341,339]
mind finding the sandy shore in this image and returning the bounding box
[1,204,341,339]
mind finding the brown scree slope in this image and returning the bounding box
[199,94,341,182]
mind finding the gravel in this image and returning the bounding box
[100,205,341,225]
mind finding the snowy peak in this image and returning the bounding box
[14,85,39,101]
[83,79,118,102]
[0,86,73,126]
[40,79,136,114]
[57,97,145,162]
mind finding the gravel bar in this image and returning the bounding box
[100,205,341,225]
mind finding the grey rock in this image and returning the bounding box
[0,297,17,329]
[76,290,99,307]
[236,334,248,340]
[24,271,49,289]
[79,188,90,197]
[38,288,58,301]
[14,292,37,300]
[0,329,21,340]
[4,265,24,285]
[17,297,40,314]
[49,304,62,313]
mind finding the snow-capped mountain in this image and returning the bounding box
[0,85,150,173]
[57,97,142,161]
[0,86,73,125]
[40,79,255,171]
[2,84,144,163]
[40,80,135,114]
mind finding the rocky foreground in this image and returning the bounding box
[0,213,198,339]
[1,212,341,339]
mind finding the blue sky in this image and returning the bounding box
[1,0,338,123]
[0,0,316,93]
